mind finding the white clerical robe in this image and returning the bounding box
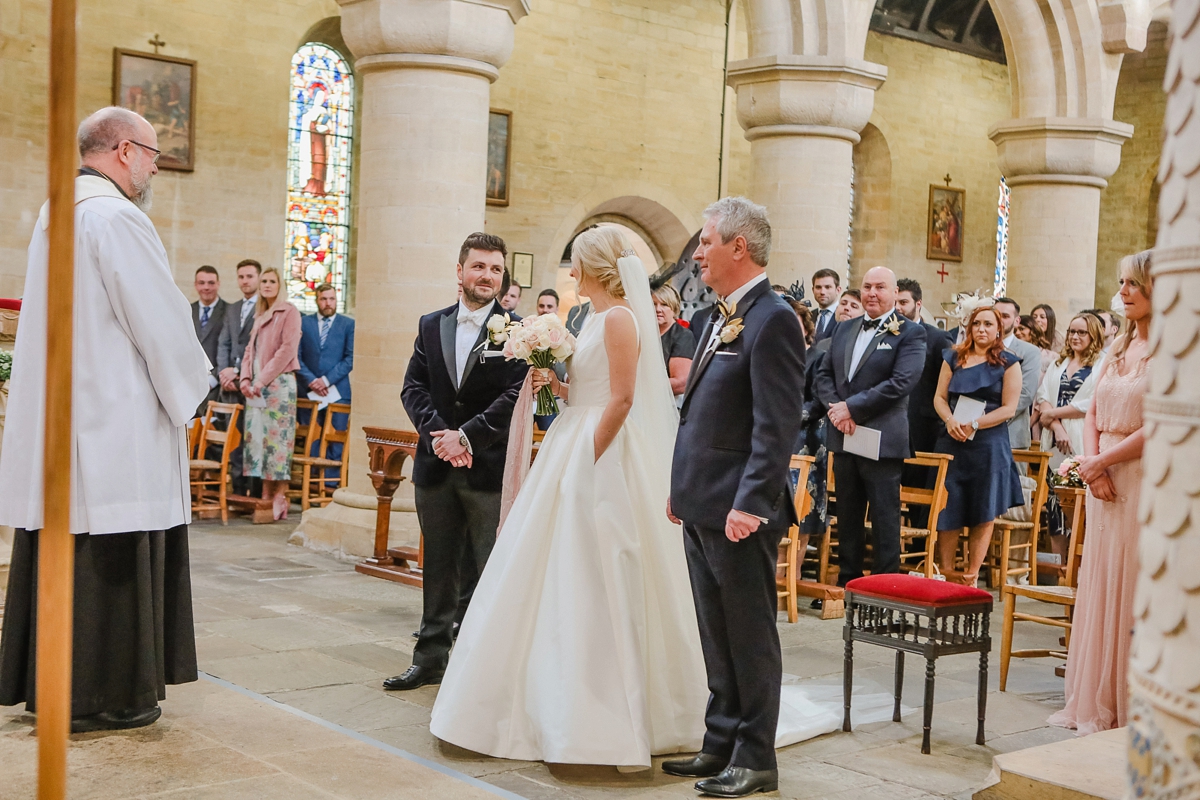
[0,176,210,535]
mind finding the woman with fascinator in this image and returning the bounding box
[429,226,709,768]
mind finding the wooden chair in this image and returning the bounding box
[190,401,243,524]
[898,452,953,578]
[187,417,204,459]
[292,403,351,511]
[988,448,1052,588]
[777,455,815,623]
[998,484,1087,690]
[815,452,838,586]
[294,398,321,457]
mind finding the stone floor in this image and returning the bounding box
[0,517,1082,799]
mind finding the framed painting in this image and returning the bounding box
[112,49,197,171]
[512,252,533,288]
[927,185,965,262]
[487,109,511,207]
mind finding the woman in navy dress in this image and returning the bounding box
[933,304,1025,586]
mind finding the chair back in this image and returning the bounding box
[188,417,204,459]
[1011,448,1052,535]
[901,452,953,525]
[1057,486,1088,588]
[197,401,242,459]
[295,398,321,456]
[789,454,815,522]
[316,403,351,460]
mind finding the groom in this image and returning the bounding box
[666,198,806,798]
[385,232,527,691]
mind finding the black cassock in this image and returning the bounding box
[0,526,197,717]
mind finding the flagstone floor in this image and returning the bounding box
[0,517,1083,799]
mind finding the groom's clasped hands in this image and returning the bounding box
[666,499,762,542]
[430,429,473,469]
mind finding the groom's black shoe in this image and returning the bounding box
[661,753,727,778]
[383,665,444,691]
[694,766,779,797]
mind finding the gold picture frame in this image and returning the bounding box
[927,185,965,262]
[112,49,198,172]
[486,109,512,207]
[511,253,533,288]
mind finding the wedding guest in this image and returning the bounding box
[500,282,522,312]
[932,304,1025,586]
[1087,308,1122,354]
[1014,315,1036,343]
[1020,314,1056,382]
[296,283,355,485]
[797,299,829,556]
[811,268,841,343]
[191,265,229,418]
[217,258,261,494]
[653,283,695,401]
[816,267,926,585]
[785,296,815,344]
[536,289,560,316]
[1035,312,1105,563]
[566,299,591,335]
[836,289,864,321]
[239,267,302,521]
[1049,250,1152,735]
[1032,303,1064,351]
[993,297,1040,450]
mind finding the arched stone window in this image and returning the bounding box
[285,43,354,313]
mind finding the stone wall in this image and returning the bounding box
[0,0,340,301]
[858,31,1011,313]
[1095,20,1168,310]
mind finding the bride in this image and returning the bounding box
[428,226,709,767]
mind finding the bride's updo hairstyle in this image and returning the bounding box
[571,225,629,300]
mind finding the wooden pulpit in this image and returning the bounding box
[354,426,424,586]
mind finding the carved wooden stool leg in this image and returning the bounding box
[843,636,854,732]
[893,650,904,722]
[922,657,936,755]
[977,648,988,746]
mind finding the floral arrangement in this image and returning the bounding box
[0,350,11,383]
[488,313,576,416]
[1049,456,1087,489]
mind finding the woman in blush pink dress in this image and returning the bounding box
[1048,250,1152,735]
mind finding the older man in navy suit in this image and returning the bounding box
[665,198,805,798]
[297,283,355,482]
[816,266,926,586]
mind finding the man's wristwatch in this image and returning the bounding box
[458,431,473,455]
[971,419,980,431]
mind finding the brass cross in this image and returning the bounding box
[943,173,953,187]
[149,34,166,54]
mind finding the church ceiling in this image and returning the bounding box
[871,0,1006,63]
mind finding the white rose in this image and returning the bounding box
[547,326,568,349]
[511,339,534,361]
[551,345,572,361]
[486,314,508,334]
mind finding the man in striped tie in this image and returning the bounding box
[297,282,355,479]
[190,265,230,418]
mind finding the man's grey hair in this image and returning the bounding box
[703,196,772,267]
[78,107,146,159]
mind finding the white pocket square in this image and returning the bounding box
[876,343,893,350]
[712,350,737,357]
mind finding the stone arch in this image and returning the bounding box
[850,122,892,287]
[542,185,699,291]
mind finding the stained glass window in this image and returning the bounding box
[994,177,1010,296]
[285,43,354,313]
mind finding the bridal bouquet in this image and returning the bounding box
[487,313,576,416]
[1049,456,1087,488]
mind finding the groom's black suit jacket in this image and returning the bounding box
[670,280,807,531]
[814,312,926,460]
[401,302,527,492]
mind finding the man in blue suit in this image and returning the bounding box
[297,283,355,479]
[815,266,926,586]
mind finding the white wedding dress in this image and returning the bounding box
[429,258,709,767]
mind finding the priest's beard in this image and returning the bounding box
[130,163,154,212]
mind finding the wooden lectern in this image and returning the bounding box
[354,427,424,586]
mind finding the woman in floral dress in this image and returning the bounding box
[239,267,302,520]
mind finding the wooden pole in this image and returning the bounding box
[38,0,76,797]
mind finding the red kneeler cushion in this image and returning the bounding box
[0,299,20,311]
[846,574,992,607]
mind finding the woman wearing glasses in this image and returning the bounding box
[1034,313,1106,465]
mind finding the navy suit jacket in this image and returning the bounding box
[811,306,838,344]
[670,281,807,531]
[401,302,527,492]
[814,312,927,460]
[296,313,355,402]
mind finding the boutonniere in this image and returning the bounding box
[882,315,902,336]
[486,313,511,346]
[719,317,744,344]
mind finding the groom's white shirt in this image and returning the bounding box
[456,300,491,386]
[702,272,768,358]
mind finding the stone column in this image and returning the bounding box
[727,56,886,288]
[291,0,528,557]
[1128,0,1200,793]
[988,118,1132,312]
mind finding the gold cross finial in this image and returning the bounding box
[943,173,953,187]
[149,34,166,54]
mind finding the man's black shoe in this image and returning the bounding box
[661,752,727,778]
[411,622,460,640]
[383,665,444,691]
[70,706,161,734]
[695,766,779,797]
[811,598,823,610]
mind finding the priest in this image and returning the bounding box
[0,107,210,733]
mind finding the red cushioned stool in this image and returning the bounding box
[842,574,992,754]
